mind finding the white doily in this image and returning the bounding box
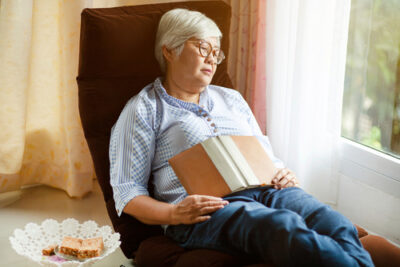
[9,218,121,267]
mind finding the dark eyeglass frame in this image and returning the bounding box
[187,40,225,64]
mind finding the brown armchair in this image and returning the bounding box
[76,1,400,266]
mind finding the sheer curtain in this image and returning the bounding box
[0,0,94,197]
[265,0,351,204]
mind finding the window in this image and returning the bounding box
[342,0,400,160]
[340,0,400,195]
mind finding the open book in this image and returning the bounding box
[168,136,278,197]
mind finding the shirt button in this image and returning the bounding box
[207,118,211,121]
[213,128,218,133]
[211,123,216,127]
[203,113,207,117]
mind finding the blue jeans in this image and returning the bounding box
[166,186,373,267]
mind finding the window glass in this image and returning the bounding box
[342,0,400,159]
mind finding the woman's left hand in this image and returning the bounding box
[272,168,299,189]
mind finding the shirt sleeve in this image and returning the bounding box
[234,91,285,169]
[109,95,156,216]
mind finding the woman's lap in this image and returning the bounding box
[166,187,373,266]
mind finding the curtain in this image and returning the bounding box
[0,0,94,197]
[265,0,351,204]
[224,0,267,133]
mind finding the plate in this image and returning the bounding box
[9,218,121,267]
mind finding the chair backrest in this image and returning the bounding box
[77,1,233,258]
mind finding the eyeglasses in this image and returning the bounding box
[187,40,225,64]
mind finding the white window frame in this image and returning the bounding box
[340,137,400,198]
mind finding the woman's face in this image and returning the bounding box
[165,36,220,93]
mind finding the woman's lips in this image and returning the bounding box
[201,69,212,75]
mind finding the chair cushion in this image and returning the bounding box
[135,235,271,267]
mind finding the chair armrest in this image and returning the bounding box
[360,235,400,267]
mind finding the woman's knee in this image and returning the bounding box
[219,201,306,237]
[246,208,304,236]
[267,209,305,233]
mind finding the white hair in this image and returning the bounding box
[155,8,222,73]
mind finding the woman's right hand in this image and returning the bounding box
[169,195,229,225]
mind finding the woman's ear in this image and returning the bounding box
[162,46,174,63]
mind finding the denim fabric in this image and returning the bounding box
[166,186,373,267]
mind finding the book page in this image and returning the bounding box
[218,136,260,186]
[202,138,247,191]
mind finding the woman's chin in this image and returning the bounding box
[199,75,213,87]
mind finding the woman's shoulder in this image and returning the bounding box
[117,82,159,125]
[124,82,157,111]
[111,82,160,133]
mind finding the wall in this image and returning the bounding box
[336,174,400,245]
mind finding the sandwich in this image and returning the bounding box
[42,244,57,256]
[57,236,104,259]
[78,237,104,259]
[59,236,82,257]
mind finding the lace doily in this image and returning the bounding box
[9,218,121,267]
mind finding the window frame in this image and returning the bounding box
[339,137,400,198]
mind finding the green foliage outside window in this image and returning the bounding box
[342,0,400,158]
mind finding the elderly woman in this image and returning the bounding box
[110,8,373,267]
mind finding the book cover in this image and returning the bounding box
[168,136,277,197]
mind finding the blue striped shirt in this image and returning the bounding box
[109,77,284,217]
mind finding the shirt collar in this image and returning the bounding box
[154,77,212,113]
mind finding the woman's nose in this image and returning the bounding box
[205,52,217,64]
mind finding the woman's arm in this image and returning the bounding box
[124,194,229,225]
[109,95,157,217]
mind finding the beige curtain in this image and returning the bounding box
[0,0,94,197]
[0,0,186,197]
